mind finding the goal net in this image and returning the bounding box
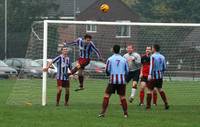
[6,20,200,106]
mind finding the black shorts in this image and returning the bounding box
[147,79,163,90]
[126,70,140,83]
[140,76,148,83]
[105,84,126,96]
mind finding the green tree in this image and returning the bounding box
[132,0,200,23]
[0,0,58,58]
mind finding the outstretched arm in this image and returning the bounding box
[91,43,102,60]
[63,38,80,46]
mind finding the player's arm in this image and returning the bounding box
[91,43,102,60]
[68,59,72,71]
[63,38,80,46]
[140,64,143,78]
[148,56,154,80]
[67,59,73,75]
[140,55,144,77]
[43,56,59,72]
[134,53,141,64]
[43,61,53,72]
[106,59,111,76]
[125,60,129,76]
[163,57,167,72]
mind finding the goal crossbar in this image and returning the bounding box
[45,20,200,27]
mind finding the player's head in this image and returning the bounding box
[113,45,120,54]
[153,44,160,52]
[126,44,134,53]
[146,46,152,55]
[61,46,68,55]
[84,34,92,43]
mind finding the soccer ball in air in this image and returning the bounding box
[100,4,110,13]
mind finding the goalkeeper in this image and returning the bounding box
[64,34,102,91]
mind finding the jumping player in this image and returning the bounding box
[123,44,141,103]
[139,46,158,106]
[64,34,102,91]
[99,45,129,118]
[43,47,72,106]
[147,44,169,109]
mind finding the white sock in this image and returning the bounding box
[131,88,137,97]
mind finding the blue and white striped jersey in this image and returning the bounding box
[149,52,166,79]
[64,38,101,59]
[106,54,129,85]
[52,55,72,80]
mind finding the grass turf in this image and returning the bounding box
[0,79,199,127]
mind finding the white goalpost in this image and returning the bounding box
[42,20,200,106]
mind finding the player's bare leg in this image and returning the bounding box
[119,96,128,118]
[70,63,81,75]
[129,81,137,103]
[153,88,158,106]
[56,86,62,106]
[139,81,146,106]
[157,88,169,109]
[99,93,111,117]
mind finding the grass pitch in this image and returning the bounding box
[0,79,199,127]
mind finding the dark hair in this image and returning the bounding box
[84,34,92,39]
[113,45,120,54]
[127,44,134,48]
[153,44,160,52]
[61,46,67,51]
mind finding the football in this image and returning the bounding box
[100,4,110,13]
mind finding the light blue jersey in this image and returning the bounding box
[106,54,129,84]
[149,52,166,79]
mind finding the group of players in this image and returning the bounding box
[43,34,169,118]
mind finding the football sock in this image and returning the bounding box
[78,76,84,88]
[70,67,78,75]
[65,88,70,104]
[56,91,62,104]
[140,90,145,104]
[146,93,152,108]
[120,98,128,115]
[131,87,137,97]
[153,91,157,105]
[159,91,168,104]
[101,97,109,114]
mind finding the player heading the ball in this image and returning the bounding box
[64,34,103,91]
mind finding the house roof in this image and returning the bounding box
[48,0,97,17]
[76,0,139,21]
